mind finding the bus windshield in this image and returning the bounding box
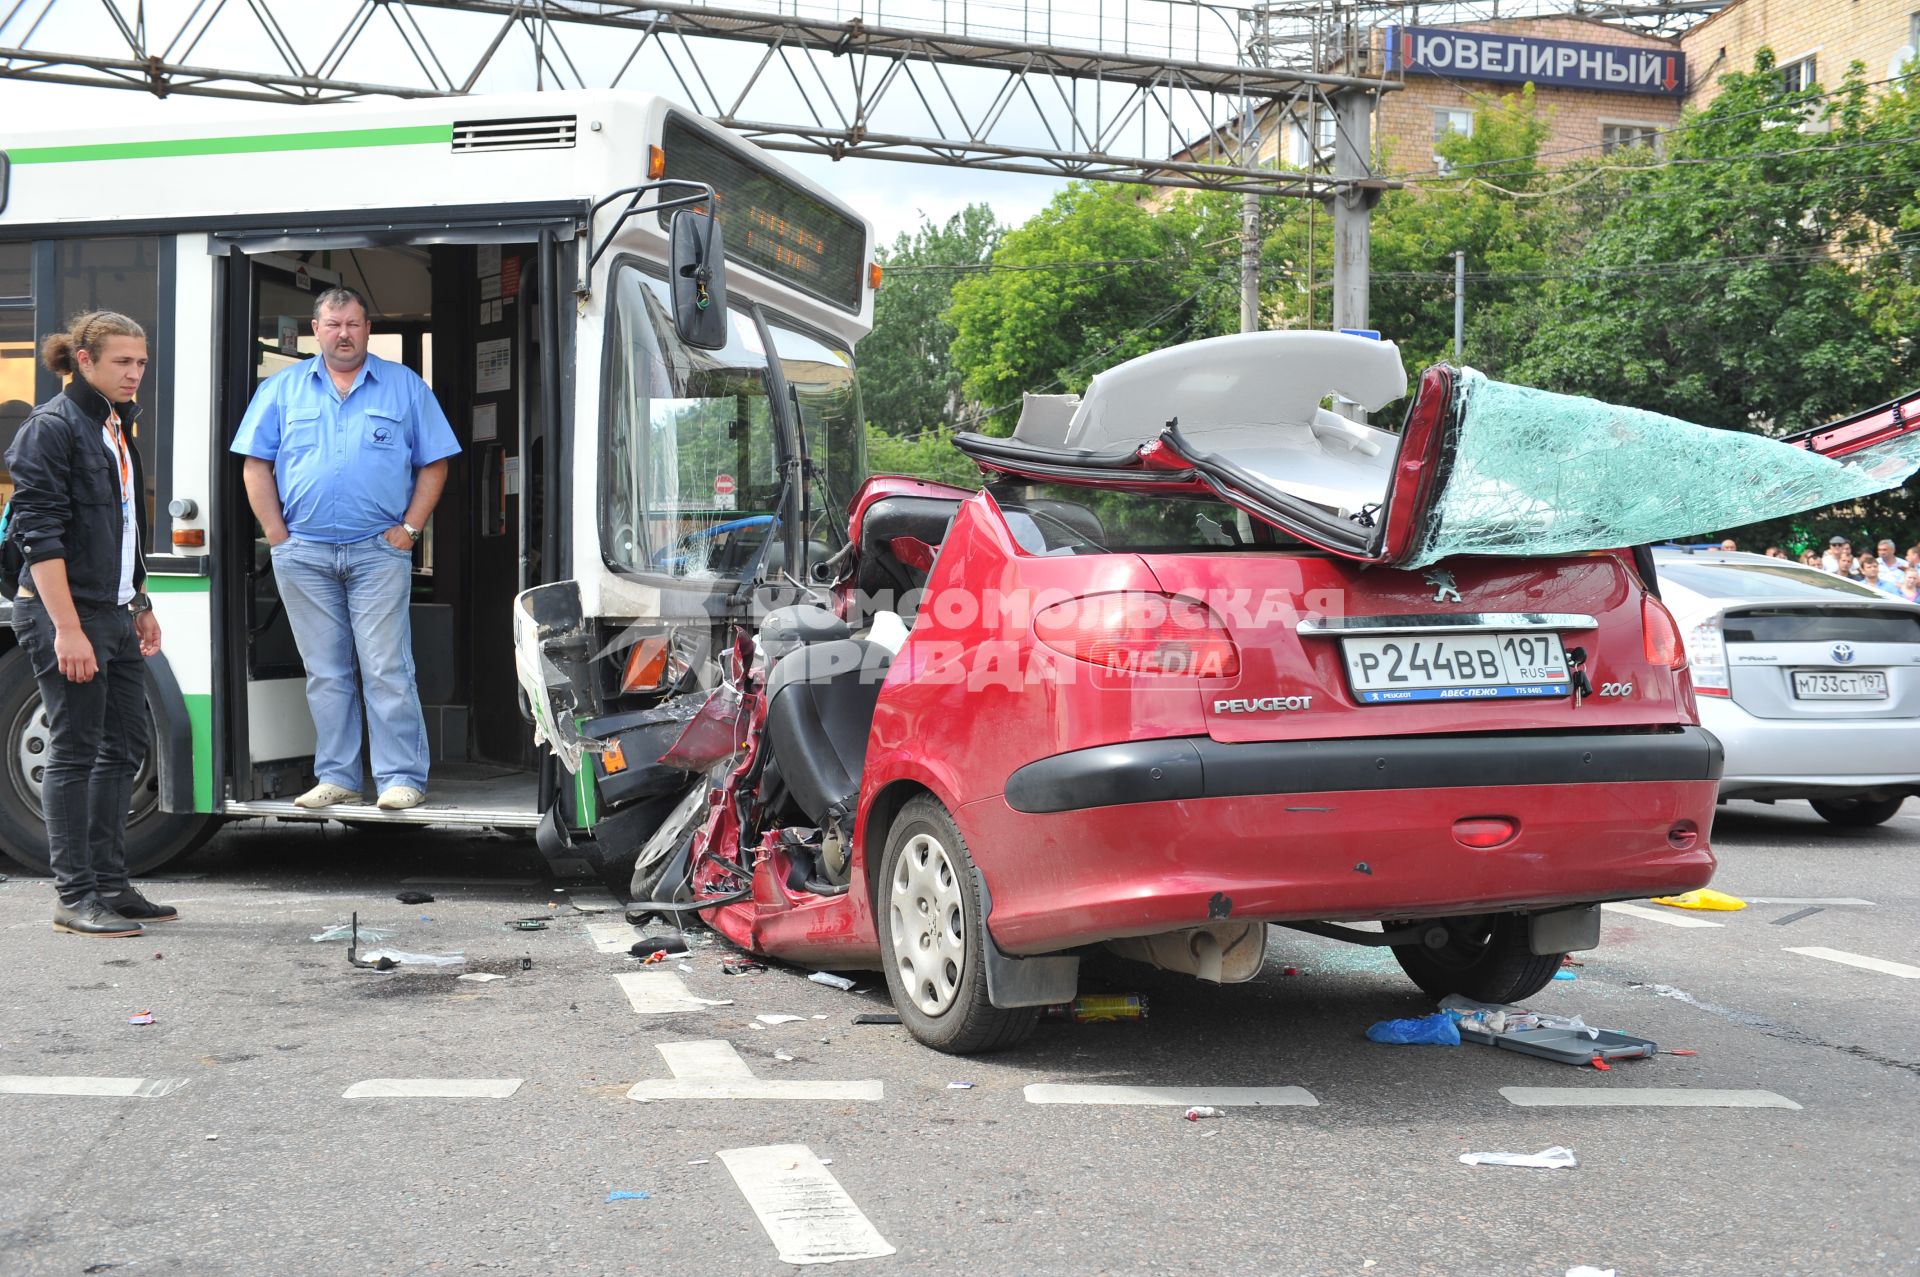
[602,265,782,581]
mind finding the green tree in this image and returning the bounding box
[1260,84,1561,377]
[863,422,983,489]
[945,183,1239,427]
[862,204,1002,434]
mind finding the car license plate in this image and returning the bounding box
[1341,632,1571,704]
[1791,670,1888,700]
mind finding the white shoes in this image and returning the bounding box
[294,782,361,809]
[377,785,426,811]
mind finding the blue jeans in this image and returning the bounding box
[270,534,428,793]
[13,598,147,905]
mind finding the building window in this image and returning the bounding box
[1780,54,1816,94]
[1432,107,1474,170]
[1601,122,1661,155]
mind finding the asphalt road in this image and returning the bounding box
[0,801,1915,1276]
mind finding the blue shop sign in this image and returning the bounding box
[1385,25,1684,97]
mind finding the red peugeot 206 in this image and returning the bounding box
[640,331,1919,1053]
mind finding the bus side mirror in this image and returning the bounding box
[668,208,729,350]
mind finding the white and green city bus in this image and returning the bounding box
[0,91,874,878]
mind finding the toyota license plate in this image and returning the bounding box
[1342,632,1571,704]
[1791,670,1888,700]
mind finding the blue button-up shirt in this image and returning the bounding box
[231,352,460,543]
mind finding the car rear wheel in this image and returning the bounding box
[878,795,1037,1055]
[1809,796,1906,828]
[1391,913,1562,1005]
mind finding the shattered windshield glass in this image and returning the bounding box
[1403,371,1920,569]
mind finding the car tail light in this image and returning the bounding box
[1643,595,1687,670]
[621,636,670,692]
[1034,593,1240,677]
[1685,613,1729,696]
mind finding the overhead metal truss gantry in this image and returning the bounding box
[0,0,1408,199]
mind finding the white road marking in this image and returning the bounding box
[628,1040,883,1102]
[0,1075,188,1099]
[1784,947,1920,979]
[1602,902,1725,929]
[342,1078,524,1099]
[1745,897,1876,907]
[400,876,542,886]
[1023,1084,1318,1107]
[614,972,734,1014]
[586,921,636,954]
[718,1144,895,1265]
[1501,1087,1800,1109]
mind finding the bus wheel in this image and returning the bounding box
[0,646,223,877]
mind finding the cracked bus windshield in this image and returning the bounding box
[602,267,781,581]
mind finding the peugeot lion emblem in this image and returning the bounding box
[1423,568,1463,605]
[1831,642,1856,665]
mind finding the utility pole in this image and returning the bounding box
[1329,86,1374,335]
[1453,250,1466,360]
[1241,192,1261,333]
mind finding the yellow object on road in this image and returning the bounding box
[1649,888,1747,911]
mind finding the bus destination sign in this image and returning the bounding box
[660,117,867,312]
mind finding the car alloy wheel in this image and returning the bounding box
[889,830,966,1016]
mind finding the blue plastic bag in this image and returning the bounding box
[1365,1011,1461,1046]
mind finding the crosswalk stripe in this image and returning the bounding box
[1784,947,1920,979]
[1023,1084,1318,1107]
[585,921,636,954]
[718,1144,895,1265]
[1602,902,1725,929]
[0,1075,187,1099]
[613,971,734,1014]
[1745,897,1875,907]
[342,1078,523,1099]
[1501,1087,1800,1109]
[628,1040,883,1102]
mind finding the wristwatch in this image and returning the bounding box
[401,521,422,542]
[127,591,153,615]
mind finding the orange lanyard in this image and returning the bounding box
[105,407,131,508]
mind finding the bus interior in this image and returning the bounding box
[217,239,560,831]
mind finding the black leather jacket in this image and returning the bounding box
[5,379,150,609]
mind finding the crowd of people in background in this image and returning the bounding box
[1733,536,1920,601]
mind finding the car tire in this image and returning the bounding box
[0,645,223,877]
[1809,796,1906,828]
[878,795,1038,1055]
[1391,913,1562,1005]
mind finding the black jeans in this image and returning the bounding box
[13,597,148,905]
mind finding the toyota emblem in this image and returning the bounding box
[1831,642,1856,665]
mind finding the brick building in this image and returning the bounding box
[1680,0,1920,110]
[1178,0,1918,180]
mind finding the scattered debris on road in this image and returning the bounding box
[1365,1011,1460,1045]
[808,971,857,991]
[126,1010,154,1026]
[395,890,434,904]
[604,1190,651,1203]
[505,918,548,931]
[853,1013,901,1026]
[457,973,505,984]
[723,959,768,976]
[313,921,392,943]
[1459,1147,1577,1169]
[1650,888,1746,911]
[1183,1106,1225,1121]
[1043,994,1148,1023]
[756,1014,806,1025]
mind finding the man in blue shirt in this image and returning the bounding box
[232,288,460,811]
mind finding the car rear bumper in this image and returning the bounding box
[1700,699,1920,800]
[966,727,1722,955]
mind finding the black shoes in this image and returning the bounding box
[101,888,179,923]
[53,896,144,937]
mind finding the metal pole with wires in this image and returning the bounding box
[1453,249,1465,359]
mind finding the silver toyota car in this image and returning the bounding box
[1656,548,1920,827]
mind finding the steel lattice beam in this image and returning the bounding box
[0,0,1402,197]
